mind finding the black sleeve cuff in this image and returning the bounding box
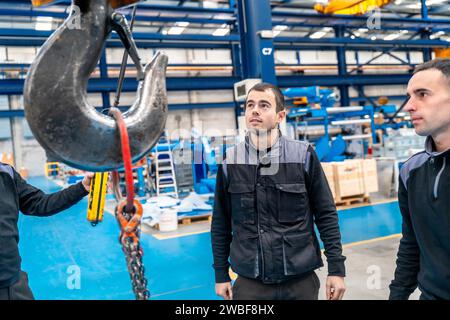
[214,267,231,283]
[389,291,409,300]
[76,181,89,196]
[327,259,346,277]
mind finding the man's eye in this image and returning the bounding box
[261,104,269,109]
[246,103,254,108]
[419,92,428,98]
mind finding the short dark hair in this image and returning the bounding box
[414,58,450,83]
[246,82,285,112]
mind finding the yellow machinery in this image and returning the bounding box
[315,0,392,15]
[87,172,109,226]
[44,162,60,178]
[32,0,140,8]
[434,48,450,59]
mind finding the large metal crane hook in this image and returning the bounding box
[24,0,169,172]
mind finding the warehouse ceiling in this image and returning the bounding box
[0,0,448,43]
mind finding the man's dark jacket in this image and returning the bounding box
[0,162,88,288]
[389,136,450,300]
[211,135,346,284]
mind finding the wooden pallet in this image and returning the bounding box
[153,213,212,230]
[179,214,212,225]
[335,194,370,207]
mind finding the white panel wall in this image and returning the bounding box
[165,108,237,140]
[274,51,298,64]
[299,50,337,64]
[349,85,408,98]
[4,47,38,63]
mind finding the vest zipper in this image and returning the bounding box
[433,157,446,200]
[256,166,265,280]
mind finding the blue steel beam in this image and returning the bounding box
[2,7,448,33]
[0,62,417,73]
[236,0,276,83]
[420,0,432,62]
[0,37,232,48]
[0,8,236,25]
[0,30,446,51]
[0,28,240,42]
[0,36,430,51]
[0,101,237,118]
[335,26,349,106]
[3,29,437,48]
[8,0,450,28]
[277,74,412,87]
[0,74,413,95]
[271,11,450,29]
[0,77,239,94]
[274,36,450,48]
[8,1,234,13]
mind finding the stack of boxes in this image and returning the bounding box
[321,159,379,202]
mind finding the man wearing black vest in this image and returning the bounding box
[211,83,346,300]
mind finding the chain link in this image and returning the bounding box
[117,211,150,300]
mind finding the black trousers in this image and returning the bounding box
[0,271,35,300]
[232,272,320,300]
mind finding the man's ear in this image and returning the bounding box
[277,110,286,123]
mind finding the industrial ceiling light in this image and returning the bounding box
[310,27,332,39]
[384,30,408,41]
[35,16,53,31]
[384,33,400,40]
[430,31,445,39]
[202,0,219,8]
[272,25,288,37]
[167,21,190,35]
[212,24,230,36]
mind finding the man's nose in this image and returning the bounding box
[404,97,415,112]
[252,107,260,115]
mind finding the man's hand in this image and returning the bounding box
[326,276,346,300]
[215,282,233,300]
[81,172,95,192]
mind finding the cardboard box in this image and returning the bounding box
[361,159,379,193]
[345,159,379,194]
[333,161,365,199]
[321,162,336,199]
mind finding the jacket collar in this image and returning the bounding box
[245,130,282,162]
[425,136,450,157]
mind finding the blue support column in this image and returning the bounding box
[231,43,242,78]
[335,26,350,106]
[236,0,276,84]
[355,51,365,106]
[421,0,432,62]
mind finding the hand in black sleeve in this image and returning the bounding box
[210,164,233,283]
[15,170,89,217]
[389,178,420,300]
[305,146,346,277]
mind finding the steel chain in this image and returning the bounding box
[120,228,150,300]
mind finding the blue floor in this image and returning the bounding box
[18,177,402,300]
